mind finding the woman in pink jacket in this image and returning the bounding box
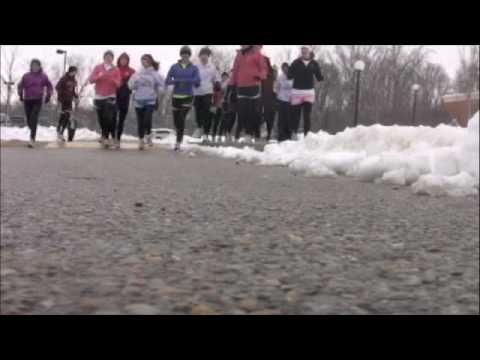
[89,50,121,148]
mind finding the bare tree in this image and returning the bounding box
[1,45,19,116]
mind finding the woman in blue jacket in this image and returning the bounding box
[165,46,201,151]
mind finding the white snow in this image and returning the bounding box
[195,113,479,197]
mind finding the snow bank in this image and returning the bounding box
[196,115,480,197]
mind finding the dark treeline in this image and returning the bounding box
[2,45,479,136]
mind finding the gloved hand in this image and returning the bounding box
[19,93,24,102]
[45,95,51,104]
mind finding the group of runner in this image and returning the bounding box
[16,45,324,151]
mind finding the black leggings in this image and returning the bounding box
[24,99,42,141]
[194,94,213,133]
[57,100,73,136]
[94,98,117,139]
[173,96,193,143]
[263,104,276,140]
[221,111,236,136]
[277,100,291,142]
[291,102,312,136]
[236,86,261,139]
[135,106,154,139]
[211,108,223,137]
[115,97,130,141]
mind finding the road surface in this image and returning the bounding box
[1,143,478,314]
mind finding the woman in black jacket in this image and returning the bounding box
[287,46,324,139]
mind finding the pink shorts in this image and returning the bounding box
[290,90,315,105]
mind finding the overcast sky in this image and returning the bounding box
[1,45,467,80]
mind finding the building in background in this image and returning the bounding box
[442,92,479,127]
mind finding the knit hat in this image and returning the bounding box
[103,50,114,59]
[67,66,78,73]
[180,45,192,56]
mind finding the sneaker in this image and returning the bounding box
[201,135,208,144]
[114,139,121,150]
[291,133,298,141]
[192,128,202,139]
[103,138,111,149]
[244,135,252,144]
[174,142,181,152]
[27,139,35,148]
[147,134,154,147]
[57,133,65,143]
[139,139,145,150]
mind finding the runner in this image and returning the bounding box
[193,47,221,143]
[222,71,238,143]
[257,45,277,142]
[129,54,165,150]
[165,46,201,151]
[89,50,121,148]
[287,45,324,139]
[211,72,227,143]
[55,66,79,143]
[17,59,53,148]
[115,52,135,149]
[276,62,293,142]
[230,45,268,144]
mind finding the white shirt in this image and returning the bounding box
[193,62,220,96]
[276,74,293,102]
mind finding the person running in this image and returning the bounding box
[89,50,121,148]
[230,45,268,144]
[257,46,277,142]
[287,45,324,139]
[17,59,53,148]
[165,46,201,152]
[128,54,165,150]
[115,52,135,149]
[211,72,227,142]
[193,47,221,143]
[221,71,238,143]
[55,66,79,143]
[276,62,293,142]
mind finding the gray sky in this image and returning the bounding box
[1,45,466,80]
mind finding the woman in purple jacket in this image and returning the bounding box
[165,46,201,151]
[17,59,53,148]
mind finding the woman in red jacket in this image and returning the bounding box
[230,45,268,144]
[89,50,121,148]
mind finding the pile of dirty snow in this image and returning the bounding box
[197,113,479,197]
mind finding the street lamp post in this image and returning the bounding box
[411,84,420,125]
[353,60,365,127]
[56,49,67,74]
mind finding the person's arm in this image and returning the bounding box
[89,65,100,83]
[192,66,201,88]
[112,68,121,88]
[165,65,175,86]
[55,76,64,94]
[255,53,268,81]
[44,75,53,102]
[17,74,25,101]
[230,55,239,86]
[127,72,138,90]
[314,61,324,82]
[287,60,296,80]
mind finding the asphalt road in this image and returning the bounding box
[1,144,478,314]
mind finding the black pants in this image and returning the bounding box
[57,100,73,136]
[24,99,42,141]
[211,108,223,137]
[194,94,213,134]
[291,102,313,136]
[263,104,276,140]
[236,86,261,140]
[173,96,193,143]
[115,96,130,141]
[221,111,236,136]
[94,98,117,139]
[277,100,292,142]
[135,106,154,139]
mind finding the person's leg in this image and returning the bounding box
[202,95,213,138]
[193,96,204,131]
[29,100,42,141]
[303,102,312,136]
[290,104,302,138]
[236,98,247,140]
[94,100,106,139]
[117,103,129,141]
[106,99,117,140]
[227,111,236,135]
[212,108,221,139]
[277,101,287,142]
[136,107,146,139]
[144,106,154,137]
[24,100,34,137]
[265,105,275,141]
